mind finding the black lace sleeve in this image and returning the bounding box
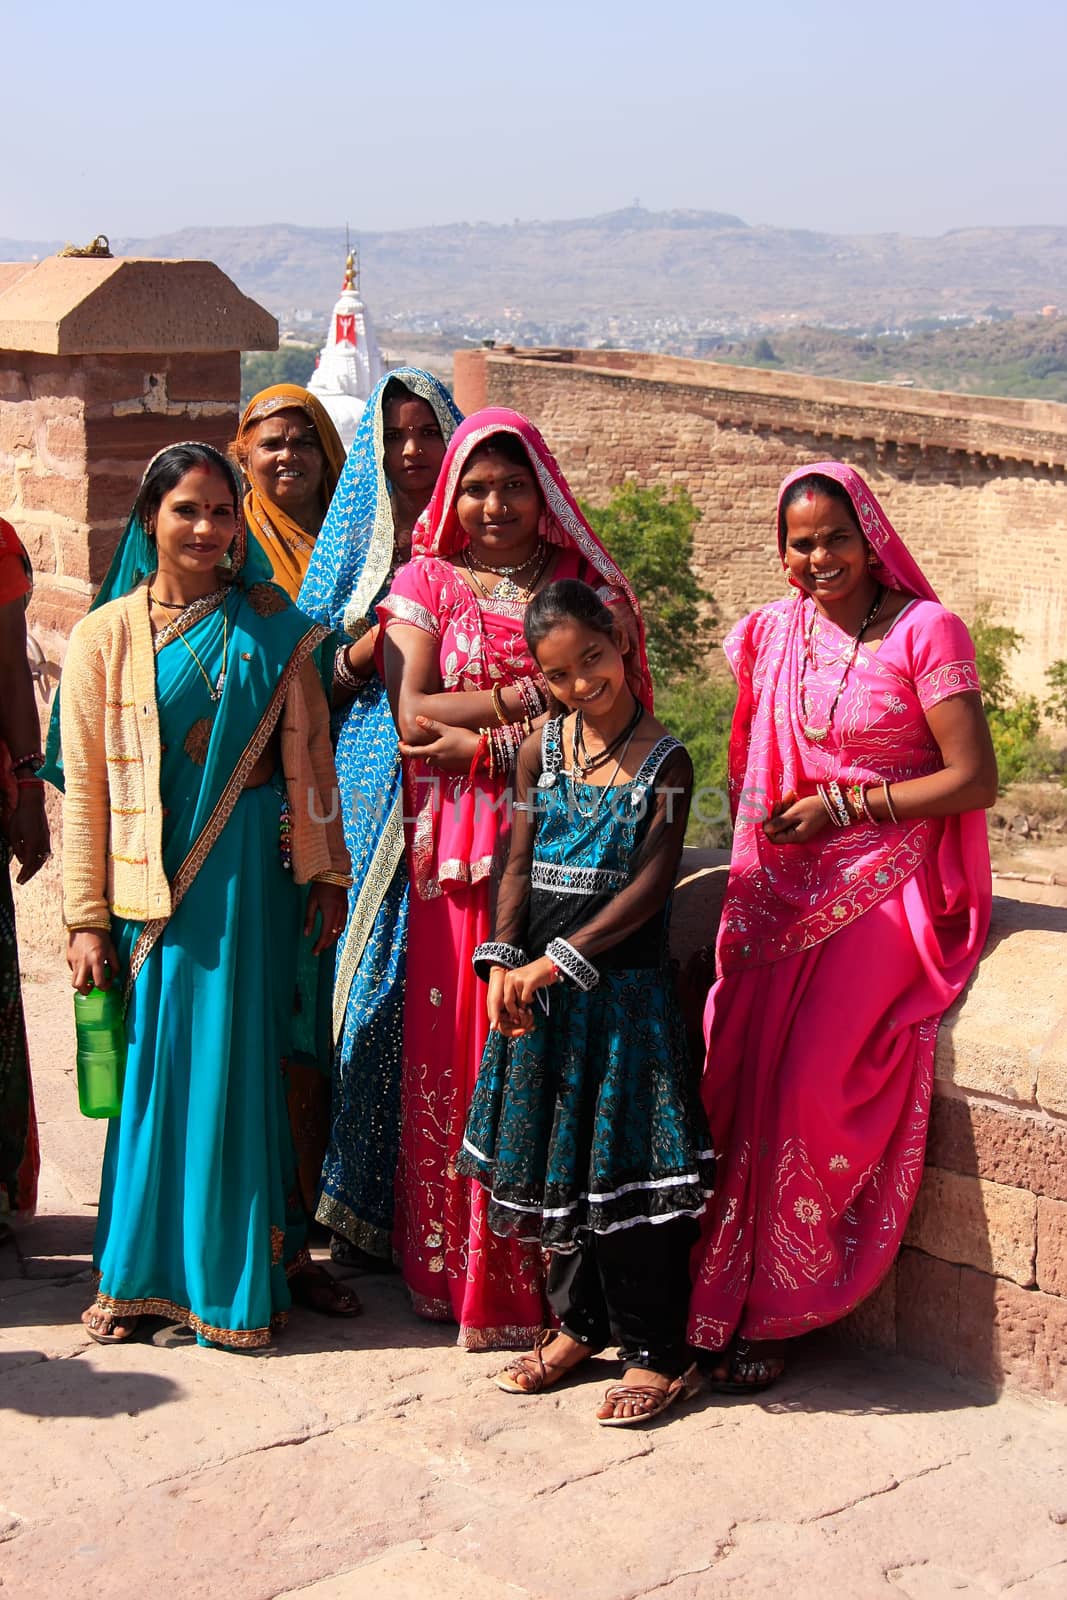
[472,729,542,981]
[563,746,694,964]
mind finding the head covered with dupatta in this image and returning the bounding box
[233,383,347,598]
[417,407,654,709]
[41,441,275,790]
[716,458,989,975]
[297,367,462,637]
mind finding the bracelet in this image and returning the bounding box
[516,676,547,721]
[817,782,850,829]
[15,775,45,789]
[11,749,44,773]
[883,780,899,824]
[312,870,354,889]
[490,685,509,726]
[545,936,599,991]
[469,730,491,781]
[861,784,878,823]
[333,643,363,691]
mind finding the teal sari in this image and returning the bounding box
[95,586,324,1347]
[43,503,330,1347]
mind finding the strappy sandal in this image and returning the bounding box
[494,1328,600,1394]
[707,1337,786,1395]
[82,1304,142,1345]
[596,1362,700,1428]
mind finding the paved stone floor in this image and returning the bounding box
[3,956,1066,1600]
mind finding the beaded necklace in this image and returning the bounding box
[462,541,549,604]
[799,585,884,742]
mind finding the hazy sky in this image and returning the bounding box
[6,0,1065,241]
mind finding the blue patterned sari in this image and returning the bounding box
[297,368,461,1257]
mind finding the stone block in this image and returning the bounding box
[87,471,143,525]
[894,1247,960,1370]
[956,1267,1067,1397]
[19,471,88,520]
[1037,1018,1067,1117]
[55,522,120,585]
[0,363,31,402]
[82,354,162,407]
[165,351,241,404]
[905,1167,1036,1285]
[26,580,92,648]
[936,899,1067,1105]
[926,1094,1067,1202]
[0,404,36,453]
[42,411,86,466]
[835,1261,897,1351]
[15,520,57,575]
[1036,1196,1067,1297]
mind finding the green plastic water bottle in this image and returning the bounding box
[74,985,127,1118]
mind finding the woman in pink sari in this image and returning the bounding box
[688,462,996,1389]
[379,408,650,1348]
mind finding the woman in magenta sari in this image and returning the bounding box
[379,408,650,1348]
[688,462,996,1389]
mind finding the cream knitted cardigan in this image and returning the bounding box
[60,582,351,931]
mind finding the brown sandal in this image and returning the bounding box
[494,1328,599,1394]
[596,1363,700,1427]
[288,1262,363,1318]
[82,1304,142,1345]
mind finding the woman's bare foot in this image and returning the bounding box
[82,1304,140,1344]
[495,1329,598,1394]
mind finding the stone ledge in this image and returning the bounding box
[904,1168,1037,1285]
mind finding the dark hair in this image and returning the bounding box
[524,578,615,658]
[777,471,860,552]
[136,443,242,534]
[464,430,533,471]
[381,377,416,412]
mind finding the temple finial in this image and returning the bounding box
[343,250,355,291]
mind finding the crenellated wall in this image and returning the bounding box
[454,348,1067,698]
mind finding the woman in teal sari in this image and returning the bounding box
[298,370,462,1267]
[45,443,359,1347]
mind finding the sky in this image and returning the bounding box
[4,0,1066,242]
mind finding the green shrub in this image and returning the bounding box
[970,607,1062,786]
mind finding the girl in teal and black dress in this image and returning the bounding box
[456,579,715,1427]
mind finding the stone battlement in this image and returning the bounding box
[454,346,1067,700]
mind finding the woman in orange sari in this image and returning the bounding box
[232,384,348,1208]
[232,383,347,600]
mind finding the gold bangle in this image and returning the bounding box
[490,685,509,726]
[883,780,899,824]
[312,871,353,889]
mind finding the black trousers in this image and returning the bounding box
[546,1218,697,1379]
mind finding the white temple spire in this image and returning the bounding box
[308,243,384,450]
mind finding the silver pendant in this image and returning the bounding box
[537,771,557,789]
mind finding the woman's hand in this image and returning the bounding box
[67,928,121,995]
[486,966,514,1035]
[398,715,479,774]
[762,792,830,846]
[500,956,559,1036]
[7,785,50,883]
[306,881,348,955]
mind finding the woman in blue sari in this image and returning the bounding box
[298,370,462,1267]
[46,443,359,1347]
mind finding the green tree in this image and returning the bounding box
[581,483,714,683]
[969,605,1051,786]
[1044,659,1067,727]
[241,346,318,406]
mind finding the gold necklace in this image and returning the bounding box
[172,596,229,702]
[463,542,549,604]
[798,586,884,742]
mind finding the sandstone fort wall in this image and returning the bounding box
[454,348,1067,698]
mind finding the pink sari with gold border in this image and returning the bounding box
[379,408,650,1348]
[688,463,991,1350]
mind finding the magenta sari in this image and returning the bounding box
[379,408,650,1348]
[688,462,991,1350]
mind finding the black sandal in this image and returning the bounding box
[707,1337,785,1394]
[288,1262,363,1318]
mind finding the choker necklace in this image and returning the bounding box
[149,589,194,611]
[467,543,543,578]
[799,586,885,743]
[573,695,644,776]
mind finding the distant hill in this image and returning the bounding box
[707,315,1067,403]
[4,209,1067,331]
